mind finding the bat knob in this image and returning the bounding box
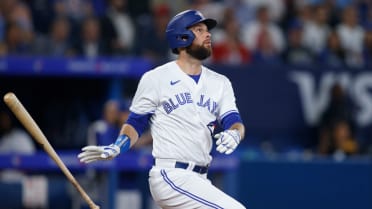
[3,92,16,103]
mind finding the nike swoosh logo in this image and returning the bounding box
[170,80,181,85]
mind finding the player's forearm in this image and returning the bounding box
[119,123,139,148]
[229,122,245,141]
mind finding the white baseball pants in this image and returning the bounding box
[148,159,246,209]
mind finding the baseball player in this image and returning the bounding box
[78,9,246,209]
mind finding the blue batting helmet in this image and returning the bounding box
[166,10,217,54]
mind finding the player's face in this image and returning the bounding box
[186,23,212,60]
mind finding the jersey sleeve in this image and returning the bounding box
[218,77,240,121]
[129,71,158,114]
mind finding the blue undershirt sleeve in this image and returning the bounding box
[126,111,152,137]
[220,112,243,130]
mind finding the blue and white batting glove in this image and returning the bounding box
[78,134,131,163]
[214,129,241,155]
[78,144,120,163]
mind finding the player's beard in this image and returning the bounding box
[186,43,211,60]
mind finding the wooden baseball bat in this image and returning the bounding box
[3,92,99,209]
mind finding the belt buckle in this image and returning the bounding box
[193,166,202,173]
[194,165,208,174]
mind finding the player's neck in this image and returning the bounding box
[176,55,202,75]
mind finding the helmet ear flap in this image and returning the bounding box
[169,30,195,54]
[176,30,195,46]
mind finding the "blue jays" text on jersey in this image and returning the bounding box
[162,93,218,115]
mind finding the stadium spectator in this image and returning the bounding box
[317,83,358,157]
[302,5,331,54]
[71,16,109,57]
[101,0,135,55]
[52,0,97,44]
[336,5,365,67]
[211,7,251,65]
[0,110,34,154]
[282,20,314,65]
[318,31,346,67]
[252,28,283,64]
[87,100,121,146]
[0,109,48,209]
[0,0,34,55]
[0,109,35,180]
[8,0,34,40]
[32,16,72,56]
[4,21,31,55]
[1,0,34,31]
[84,99,131,209]
[241,5,285,59]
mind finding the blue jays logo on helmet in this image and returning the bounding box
[166,10,217,54]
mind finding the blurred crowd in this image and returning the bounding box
[1,0,371,157]
[0,0,371,67]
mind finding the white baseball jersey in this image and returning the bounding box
[130,61,239,165]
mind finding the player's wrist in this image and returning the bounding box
[114,134,131,153]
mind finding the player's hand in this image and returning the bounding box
[214,129,241,155]
[78,144,120,163]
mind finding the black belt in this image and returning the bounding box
[175,161,209,174]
